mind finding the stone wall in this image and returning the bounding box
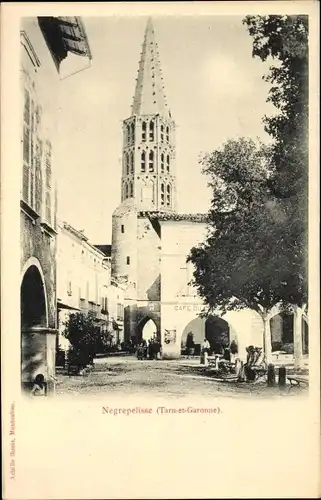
[21,213,57,329]
[137,216,161,301]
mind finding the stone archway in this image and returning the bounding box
[205,315,230,353]
[181,317,206,355]
[270,311,309,355]
[141,318,157,341]
[181,315,234,356]
[21,265,47,328]
[136,315,160,343]
[21,264,48,390]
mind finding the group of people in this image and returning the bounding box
[137,336,162,360]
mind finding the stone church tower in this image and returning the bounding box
[110,18,271,358]
[120,17,177,212]
[111,17,177,341]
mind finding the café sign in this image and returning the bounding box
[173,304,205,312]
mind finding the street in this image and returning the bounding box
[55,355,308,399]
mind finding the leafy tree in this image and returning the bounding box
[243,15,308,309]
[188,138,289,361]
[63,311,108,371]
[243,15,309,366]
[189,17,308,363]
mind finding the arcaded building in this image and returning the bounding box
[111,18,308,361]
[20,17,92,392]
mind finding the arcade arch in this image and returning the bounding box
[181,315,235,355]
[136,315,159,343]
[21,262,48,390]
[21,264,47,328]
[270,311,309,354]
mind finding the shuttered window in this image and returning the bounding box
[29,100,35,207]
[44,140,52,224]
[22,89,31,204]
[35,139,43,215]
[22,89,44,216]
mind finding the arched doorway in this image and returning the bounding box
[270,312,309,354]
[205,316,230,353]
[181,315,231,356]
[181,317,206,355]
[136,316,159,343]
[142,318,157,341]
[21,265,48,390]
[21,265,47,328]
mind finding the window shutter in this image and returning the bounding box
[22,89,31,204]
[22,163,29,201]
[29,101,35,207]
[44,140,52,225]
[46,141,52,189]
[45,192,51,224]
[35,140,43,214]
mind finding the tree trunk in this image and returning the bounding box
[262,312,272,364]
[293,305,303,369]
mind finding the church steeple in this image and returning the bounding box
[120,18,177,212]
[132,17,170,118]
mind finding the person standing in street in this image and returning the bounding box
[201,338,210,366]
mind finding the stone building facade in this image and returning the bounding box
[57,223,125,354]
[20,17,92,392]
[110,18,309,362]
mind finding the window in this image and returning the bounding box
[149,150,154,172]
[129,182,133,197]
[160,153,164,173]
[117,303,124,320]
[130,122,135,144]
[130,151,134,174]
[160,124,164,142]
[166,154,170,173]
[121,224,124,233]
[166,126,170,143]
[126,256,130,265]
[149,120,155,141]
[126,124,130,145]
[102,297,109,314]
[22,89,32,205]
[125,153,129,175]
[125,183,129,198]
[142,121,146,142]
[44,140,52,224]
[167,184,171,206]
[45,192,51,223]
[141,151,146,172]
[35,139,43,214]
[161,183,165,205]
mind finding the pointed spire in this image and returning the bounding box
[132,17,170,118]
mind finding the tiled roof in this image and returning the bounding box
[138,211,208,222]
[132,18,170,118]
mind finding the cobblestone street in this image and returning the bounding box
[55,356,308,399]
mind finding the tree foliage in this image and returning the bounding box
[189,138,284,317]
[243,15,308,197]
[63,311,108,367]
[243,15,308,307]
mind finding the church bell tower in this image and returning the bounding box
[120,18,177,212]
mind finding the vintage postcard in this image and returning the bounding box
[1,1,320,499]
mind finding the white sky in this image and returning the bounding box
[56,15,275,243]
